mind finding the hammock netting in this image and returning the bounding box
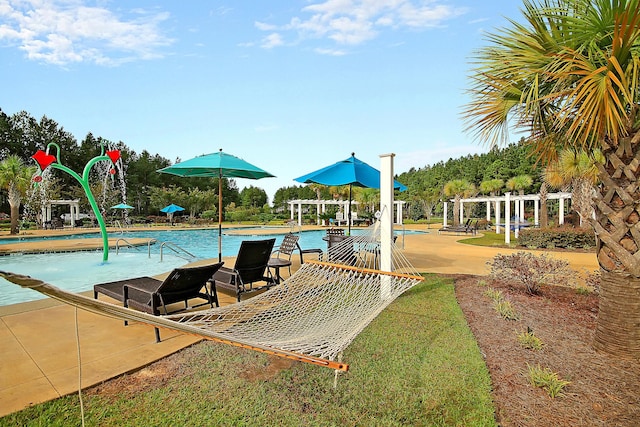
[0,223,423,371]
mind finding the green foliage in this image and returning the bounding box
[2,276,496,426]
[526,364,570,398]
[494,299,520,321]
[488,252,576,295]
[483,287,503,302]
[518,227,596,250]
[517,328,544,350]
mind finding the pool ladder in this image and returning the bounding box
[114,238,196,262]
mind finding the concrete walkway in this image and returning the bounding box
[0,225,599,417]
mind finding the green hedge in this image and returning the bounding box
[518,226,596,250]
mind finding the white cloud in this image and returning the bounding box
[260,32,284,49]
[255,0,466,51]
[315,47,348,56]
[0,0,172,66]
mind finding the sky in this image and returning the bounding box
[0,0,525,202]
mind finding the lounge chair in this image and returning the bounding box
[273,232,323,266]
[268,233,300,282]
[213,238,276,302]
[438,219,477,235]
[93,262,224,342]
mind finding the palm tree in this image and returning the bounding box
[443,179,476,226]
[0,155,37,234]
[480,179,504,196]
[558,149,603,225]
[464,0,640,357]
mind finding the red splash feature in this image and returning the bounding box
[31,150,57,170]
[109,168,116,175]
[106,150,121,164]
[33,175,43,182]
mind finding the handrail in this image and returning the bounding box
[160,241,197,262]
[115,238,156,257]
[115,237,137,254]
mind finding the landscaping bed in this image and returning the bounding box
[455,274,640,426]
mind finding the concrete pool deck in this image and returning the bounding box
[0,224,599,417]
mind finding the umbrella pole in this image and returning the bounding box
[218,172,223,262]
[348,184,352,235]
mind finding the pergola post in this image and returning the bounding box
[559,197,565,225]
[514,197,520,239]
[297,201,302,226]
[495,199,501,234]
[443,201,448,228]
[505,192,511,245]
[534,199,539,226]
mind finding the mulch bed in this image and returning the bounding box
[454,274,640,426]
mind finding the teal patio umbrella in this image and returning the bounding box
[160,203,185,214]
[160,203,185,223]
[157,149,275,262]
[294,153,407,234]
[110,203,134,210]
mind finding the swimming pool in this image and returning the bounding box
[0,227,422,306]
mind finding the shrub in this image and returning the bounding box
[483,287,503,302]
[526,364,570,398]
[494,299,520,320]
[517,327,544,350]
[488,252,576,295]
[518,226,596,250]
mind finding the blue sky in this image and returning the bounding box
[1,0,524,201]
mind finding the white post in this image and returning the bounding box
[486,201,491,222]
[534,198,539,226]
[289,202,294,221]
[495,199,501,234]
[459,201,464,225]
[559,197,565,225]
[396,202,403,225]
[297,201,302,226]
[443,201,448,228]
[505,192,511,245]
[380,154,395,300]
[513,199,521,239]
[322,203,326,226]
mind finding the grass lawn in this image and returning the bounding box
[0,276,496,426]
[458,231,518,248]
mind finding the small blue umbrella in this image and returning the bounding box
[110,203,134,210]
[294,153,407,234]
[160,204,185,214]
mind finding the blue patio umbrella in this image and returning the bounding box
[160,204,185,214]
[157,149,275,261]
[294,153,407,234]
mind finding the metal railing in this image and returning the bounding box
[160,241,197,262]
[115,238,157,257]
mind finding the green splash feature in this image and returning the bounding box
[31,142,121,262]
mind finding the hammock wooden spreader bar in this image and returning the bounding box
[0,271,349,372]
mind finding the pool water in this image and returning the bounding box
[0,228,422,306]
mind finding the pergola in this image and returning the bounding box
[287,199,405,226]
[41,199,81,228]
[442,191,573,244]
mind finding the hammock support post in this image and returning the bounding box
[379,153,395,299]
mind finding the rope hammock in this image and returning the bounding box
[0,223,423,372]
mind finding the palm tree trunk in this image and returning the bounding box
[594,271,640,356]
[539,182,549,228]
[10,203,20,235]
[453,196,460,226]
[590,135,640,357]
